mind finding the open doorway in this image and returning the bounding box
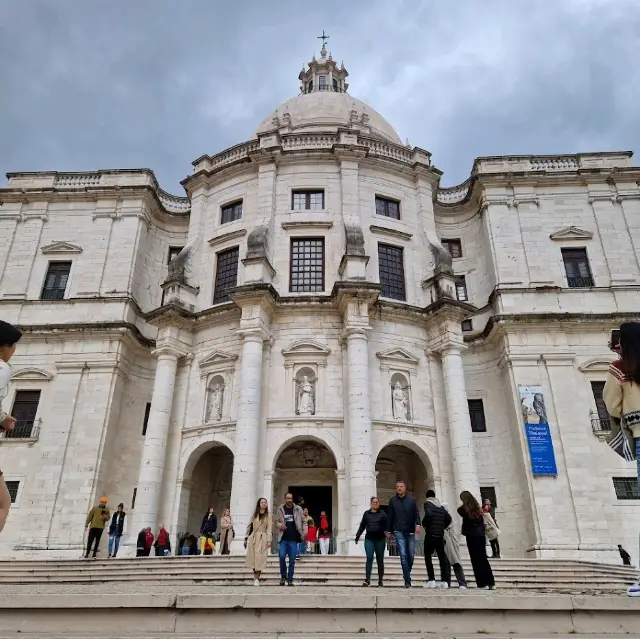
[288,485,332,526]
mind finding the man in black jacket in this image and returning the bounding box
[385,481,421,587]
[422,490,452,588]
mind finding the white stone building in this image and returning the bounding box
[0,46,639,561]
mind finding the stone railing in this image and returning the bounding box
[436,178,472,205]
[530,157,579,171]
[366,140,413,163]
[54,173,102,187]
[282,135,336,150]
[156,187,191,213]
[210,141,260,171]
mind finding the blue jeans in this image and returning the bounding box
[108,534,120,557]
[279,540,298,582]
[394,532,416,584]
[298,541,307,556]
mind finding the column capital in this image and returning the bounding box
[236,327,271,343]
[341,325,371,343]
[152,344,190,359]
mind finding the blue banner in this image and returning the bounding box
[519,385,558,477]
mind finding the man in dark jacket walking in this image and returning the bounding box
[107,503,126,558]
[618,544,632,566]
[422,490,452,588]
[385,481,421,587]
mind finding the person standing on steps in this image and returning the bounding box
[385,480,421,588]
[136,528,149,557]
[107,503,126,558]
[84,497,110,559]
[482,498,501,559]
[0,321,22,536]
[200,507,217,556]
[317,511,332,555]
[422,489,452,589]
[245,498,272,586]
[219,508,234,555]
[355,496,388,587]
[458,491,495,590]
[299,508,314,556]
[441,502,468,590]
[275,492,307,586]
[154,523,171,556]
[618,544,632,566]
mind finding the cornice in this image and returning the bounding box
[369,224,413,242]
[208,228,247,248]
[281,220,333,231]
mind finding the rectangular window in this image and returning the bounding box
[375,196,400,220]
[613,477,640,500]
[292,190,324,211]
[461,319,473,332]
[5,481,19,504]
[142,402,152,436]
[562,248,594,288]
[212,246,239,304]
[318,75,327,90]
[378,243,406,301]
[455,276,468,302]
[590,381,609,422]
[131,487,137,510]
[442,239,463,259]
[306,80,313,94]
[220,200,243,225]
[332,78,339,92]
[290,238,325,292]
[6,390,41,439]
[41,261,71,300]
[468,399,487,433]
[480,486,498,509]
[167,246,183,264]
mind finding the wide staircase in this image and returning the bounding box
[0,556,637,638]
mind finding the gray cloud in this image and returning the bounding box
[1,0,639,191]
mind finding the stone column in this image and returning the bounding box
[440,345,480,499]
[129,347,181,534]
[229,328,267,548]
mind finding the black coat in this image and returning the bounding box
[108,511,126,537]
[457,506,485,538]
[200,513,217,536]
[422,501,452,538]
[355,509,388,542]
[386,494,420,534]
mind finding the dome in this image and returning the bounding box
[255,91,402,145]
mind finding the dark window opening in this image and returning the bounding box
[455,276,468,302]
[461,319,473,332]
[221,200,243,224]
[292,190,324,210]
[167,246,183,264]
[6,390,41,439]
[41,261,71,300]
[468,398,487,433]
[142,402,152,437]
[213,246,239,304]
[290,238,325,293]
[480,486,498,509]
[131,487,137,510]
[5,481,19,503]
[442,239,463,259]
[613,477,640,500]
[562,248,593,288]
[591,381,608,422]
[333,78,339,91]
[375,196,400,220]
[378,243,406,301]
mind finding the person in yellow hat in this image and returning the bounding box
[84,497,110,558]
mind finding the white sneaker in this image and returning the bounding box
[253,579,260,587]
[424,581,438,589]
[438,582,449,589]
[627,582,640,597]
[459,585,468,590]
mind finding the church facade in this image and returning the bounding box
[1,47,639,561]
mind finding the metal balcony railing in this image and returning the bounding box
[567,276,594,288]
[40,287,66,300]
[302,84,347,94]
[2,419,40,440]
[590,410,611,434]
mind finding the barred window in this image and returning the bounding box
[613,477,640,500]
[5,481,19,504]
[468,399,487,433]
[562,248,593,288]
[41,261,71,300]
[378,243,406,301]
[375,196,400,220]
[442,239,462,258]
[290,238,325,292]
[6,390,40,439]
[221,200,243,224]
[292,190,324,211]
[212,246,239,304]
[455,276,468,301]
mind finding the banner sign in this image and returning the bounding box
[519,385,558,476]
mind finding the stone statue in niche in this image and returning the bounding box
[296,375,315,416]
[392,381,409,421]
[206,380,224,422]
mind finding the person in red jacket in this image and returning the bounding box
[144,528,155,556]
[317,511,332,555]
[305,517,317,554]
[154,523,171,556]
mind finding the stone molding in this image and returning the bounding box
[11,367,54,381]
[549,226,594,241]
[198,350,239,377]
[208,228,247,248]
[281,340,331,368]
[40,241,83,255]
[376,347,420,372]
[369,224,413,242]
[578,357,616,372]
[281,221,333,231]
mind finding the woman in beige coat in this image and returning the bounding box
[245,497,272,586]
[219,508,234,555]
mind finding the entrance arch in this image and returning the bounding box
[375,442,434,507]
[272,439,338,552]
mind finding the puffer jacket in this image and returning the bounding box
[422,497,452,538]
[355,509,388,542]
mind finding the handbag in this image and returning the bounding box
[483,512,500,541]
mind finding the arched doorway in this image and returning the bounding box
[375,443,433,508]
[272,439,338,552]
[185,444,234,536]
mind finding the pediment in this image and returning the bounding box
[578,357,616,373]
[549,227,593,241]
[41,241,83,254]
[376,348,420,365]
[11,367,54,381]
[198,350,238,371]
[281,340,331,359]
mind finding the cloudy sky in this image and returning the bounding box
[1,0,639,190]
